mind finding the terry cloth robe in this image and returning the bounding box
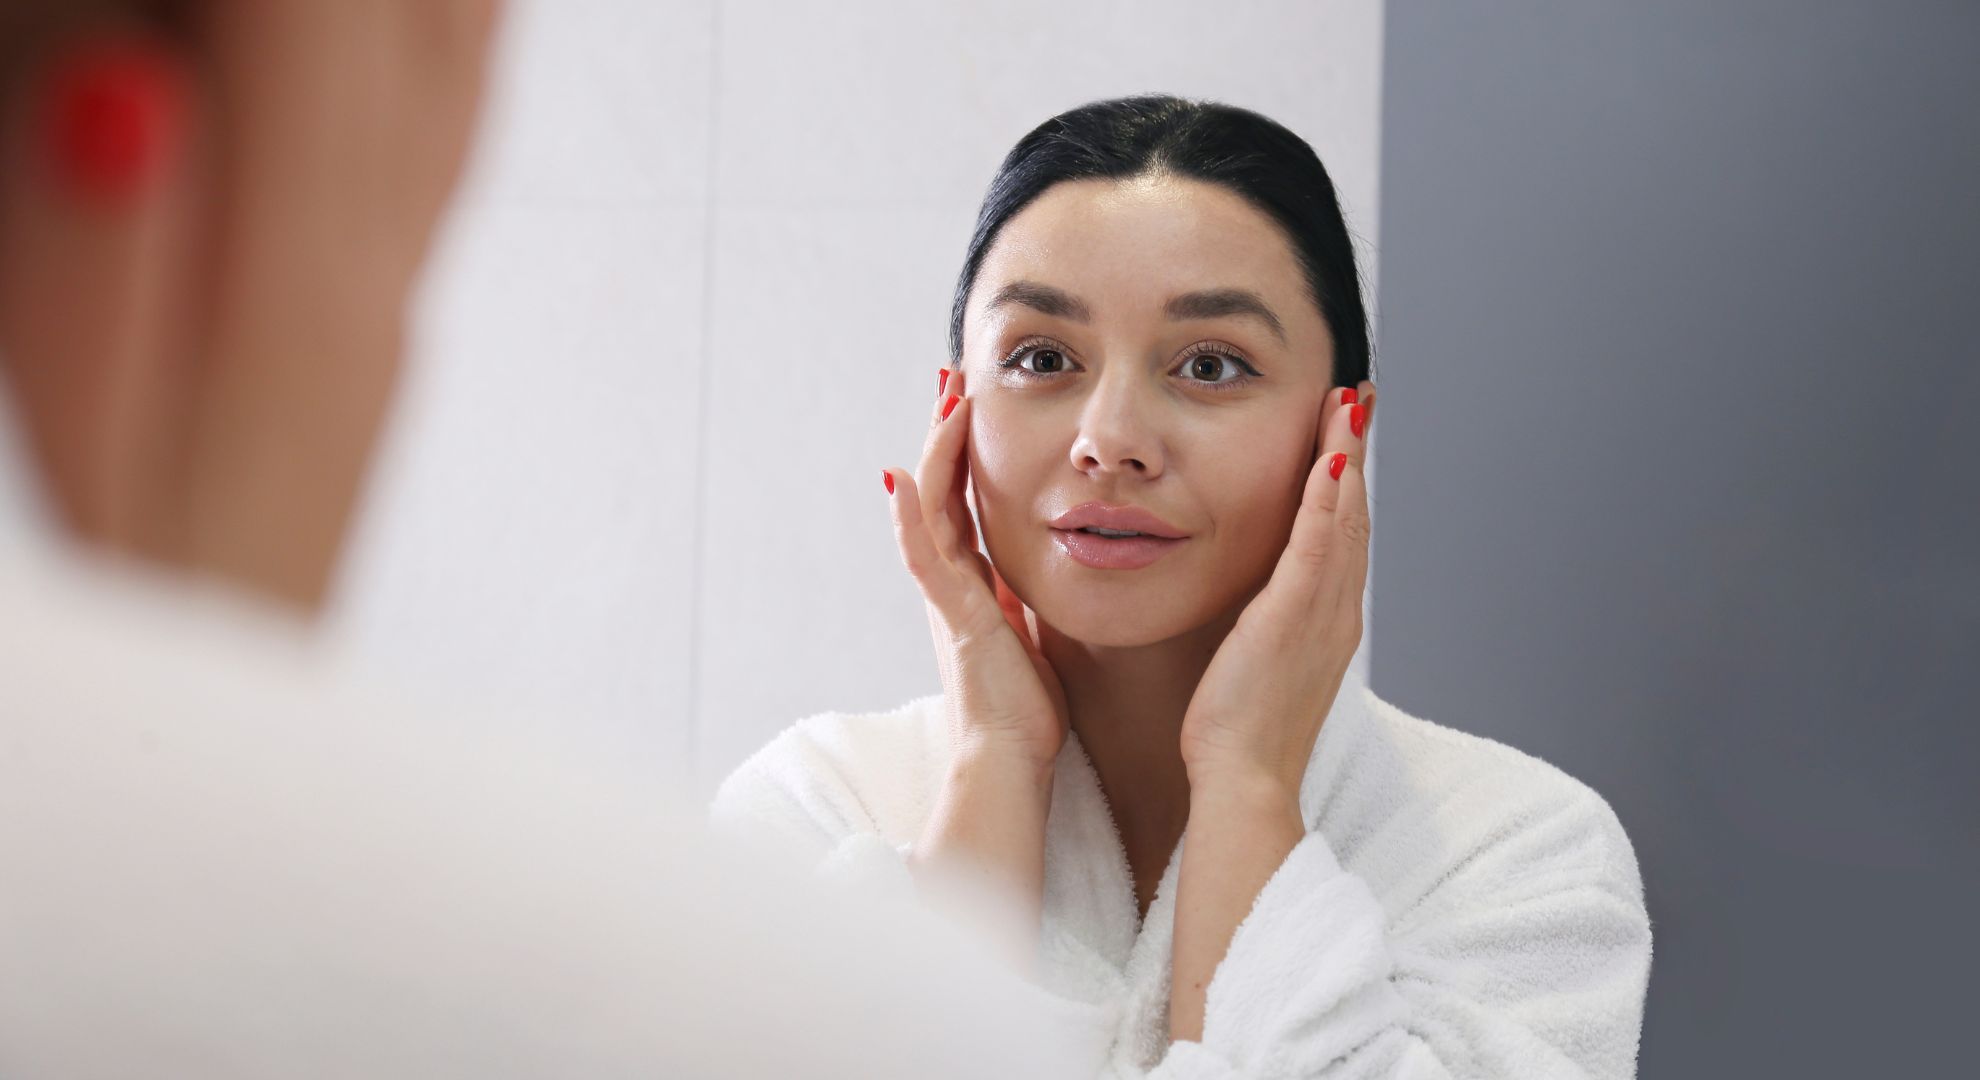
[711,664,1654,1079]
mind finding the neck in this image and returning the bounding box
[1039,605,1242,912]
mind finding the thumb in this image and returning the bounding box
[991,567,1034,649]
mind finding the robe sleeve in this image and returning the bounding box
[1144,792,1651,1080]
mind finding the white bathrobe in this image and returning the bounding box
[712,667,1654,1078]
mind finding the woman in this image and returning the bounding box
[714,96,1651,1078]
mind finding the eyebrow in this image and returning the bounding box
[988,281,1091,322]
[1164,288,1287,343]
[987,280,1287,343]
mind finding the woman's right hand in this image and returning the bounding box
[882,367,1066,966]
[883,368,1069,774]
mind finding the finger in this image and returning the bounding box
[942,368,979,553]
[951,466,981,554]
[1330,449,1371,619]
[950,470,981,557]
[1278,388,1365,587]
[914,387,970,560]
[923,365,955,434]
[0,29,197,548]
[884,466,968,614]
[1299,386,1365,520]
[964,549,994,592]
[991,566,1029,645]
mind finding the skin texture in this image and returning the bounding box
[0,1,500,611]
[885,173,1374,1045]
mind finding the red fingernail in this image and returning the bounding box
[938,368,951,395]
[882,470,895,495]
[1349,404,1366,439]
[1341,388,1358,406]
[38,37,187,205]
[941,395,960,420]
[1329,452,1347,481]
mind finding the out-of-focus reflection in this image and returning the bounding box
[0,549,1100,1076]
[0,4,1093,1075]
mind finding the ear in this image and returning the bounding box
[0,31,199,552]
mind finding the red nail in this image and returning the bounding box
[1349,404,1366,439]
[38,37,187,205]
[1341,388,1358,406]
[941,395,960,420]
[882,470,895,495]
[1329,453,1347,481]
[938,368,951,395]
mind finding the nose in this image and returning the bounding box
[1069,368,1165,480]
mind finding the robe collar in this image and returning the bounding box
[1037,663,1376,1069]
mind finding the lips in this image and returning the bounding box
[1048,502,1187,539]
[1048,502,1188,570]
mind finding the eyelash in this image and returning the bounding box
[996,337,1263,391]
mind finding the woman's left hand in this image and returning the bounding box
[1177,381,1375,798]
[1168,380,1374,1043]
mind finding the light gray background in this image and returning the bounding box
[1372,1,1978,1073]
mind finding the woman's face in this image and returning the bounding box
[962,175,1336,649]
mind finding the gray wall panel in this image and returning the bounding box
[1375,2,1979,1072]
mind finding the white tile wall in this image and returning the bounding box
[324,0,1386,796]
[691,206,971,778]
[329,1,715,783]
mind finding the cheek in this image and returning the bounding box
[966,401,1060,541]
[1202,424,1314,558]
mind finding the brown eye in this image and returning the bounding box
[1024,349,1066,373]
[1184,352,1245,383]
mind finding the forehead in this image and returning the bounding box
[972,175,1315,326]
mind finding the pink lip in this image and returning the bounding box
[1048,502,1188,571]
[1048,502,1187,538]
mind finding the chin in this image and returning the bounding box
[1018,563,1221,649]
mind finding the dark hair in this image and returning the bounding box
[950,95,1370,388]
